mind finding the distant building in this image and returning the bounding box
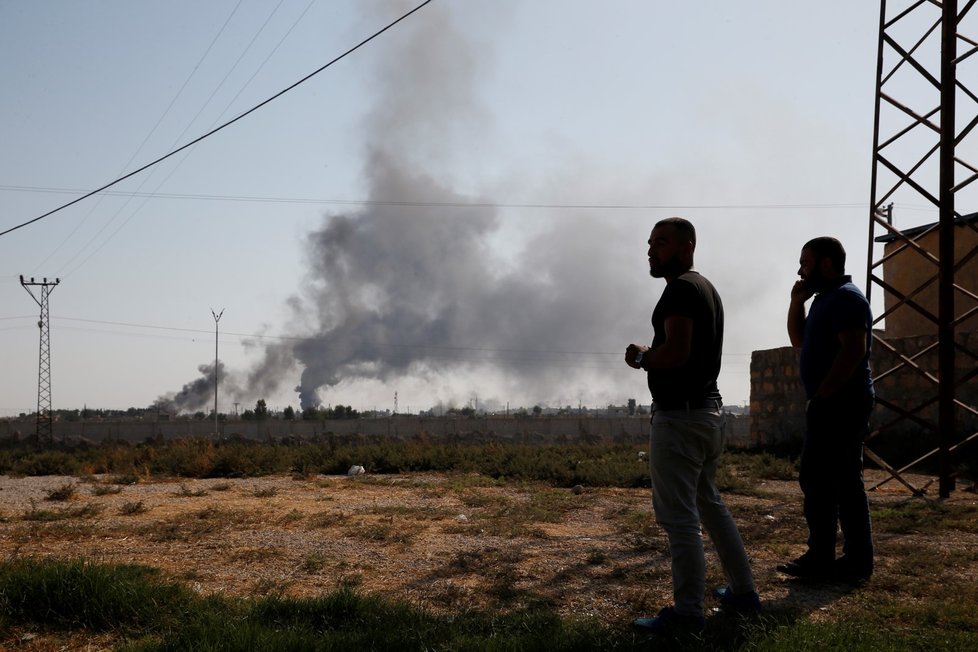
[874,212,978,337]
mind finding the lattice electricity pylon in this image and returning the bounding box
[867,0,978,498]
[20,275,60,443]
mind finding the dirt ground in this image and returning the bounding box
[1,468,977,645]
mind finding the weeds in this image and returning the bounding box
[120,501,148,516]
[175,484,208,498]
[44,483,77,501]
[3,443,978,650]
[22,500,103,522]
[345,520,424,544]
[300,553,328,574]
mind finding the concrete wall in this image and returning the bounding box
[0,412,753,448]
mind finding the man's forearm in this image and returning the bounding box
[640,344,687,370]
[787,300,806,347]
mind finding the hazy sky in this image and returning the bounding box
[0,1,953,416]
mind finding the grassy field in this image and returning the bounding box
[0,438,976,650]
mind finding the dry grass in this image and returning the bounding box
[1,469,977,643]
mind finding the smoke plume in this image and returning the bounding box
[165,1,646,413]
[155,361,241,413]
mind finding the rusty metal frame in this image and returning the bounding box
[867,0,978,497]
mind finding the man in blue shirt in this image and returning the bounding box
[782,236,875,583]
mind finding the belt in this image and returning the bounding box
[652,398,721,412]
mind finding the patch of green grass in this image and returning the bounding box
[729,451,798,481]
[744,613,978,651]
[305,510,344,529]
[0,558,192,634]
[277,508,304,524]
[872,499,978,534]
[344,520,424,544]
[300,553,328,574]
[370,503,453,521]
[143,507,258,542]
[22,500,63,522]
[455,488,583,539]
[3,562,970,652]
[21,500,104,522]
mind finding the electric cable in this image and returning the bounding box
[56,0,295,278]
[0,0,435,239]
[32,0,247,273]
[0,184,870,212]
[47,315,752,359]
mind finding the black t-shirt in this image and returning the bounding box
[647,271,723,404]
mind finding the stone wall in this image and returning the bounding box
[749,347,806,447]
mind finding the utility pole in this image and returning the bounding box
[211,308,224,434]
[866,0,978,497]
[20,276,60,442]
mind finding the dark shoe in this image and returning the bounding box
[713,586,762,614]
[632,606,705,636]
[834,556,873,583]
[776,553,832,579]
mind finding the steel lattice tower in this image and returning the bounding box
[868,0,978,497]
[20,275,60,442]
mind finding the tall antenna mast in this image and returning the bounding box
[211,308,224,434]
[20,275,60,442]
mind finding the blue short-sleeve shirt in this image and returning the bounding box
[799,275,875,401]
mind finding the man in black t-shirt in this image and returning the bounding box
[625,217,757,636]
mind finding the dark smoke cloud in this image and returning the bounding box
[280,145,642,410]
[164,1,648,413]
[154,361,242,413]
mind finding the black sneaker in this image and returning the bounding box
[713,586,762,614]
[632,606,705,636]
[776,553,833,579]
[834,556,873,583]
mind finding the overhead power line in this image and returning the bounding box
[43,315,752,358]
[0,185,869,212]
[0,0,435,240]
[33,0,248,274]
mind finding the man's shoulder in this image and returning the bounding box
[675,270,717,290]
[829,281,870,309]
[658,272,722,316]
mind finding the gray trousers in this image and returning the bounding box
[650,408,755,617]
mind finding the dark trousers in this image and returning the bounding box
[799,395,874,568]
